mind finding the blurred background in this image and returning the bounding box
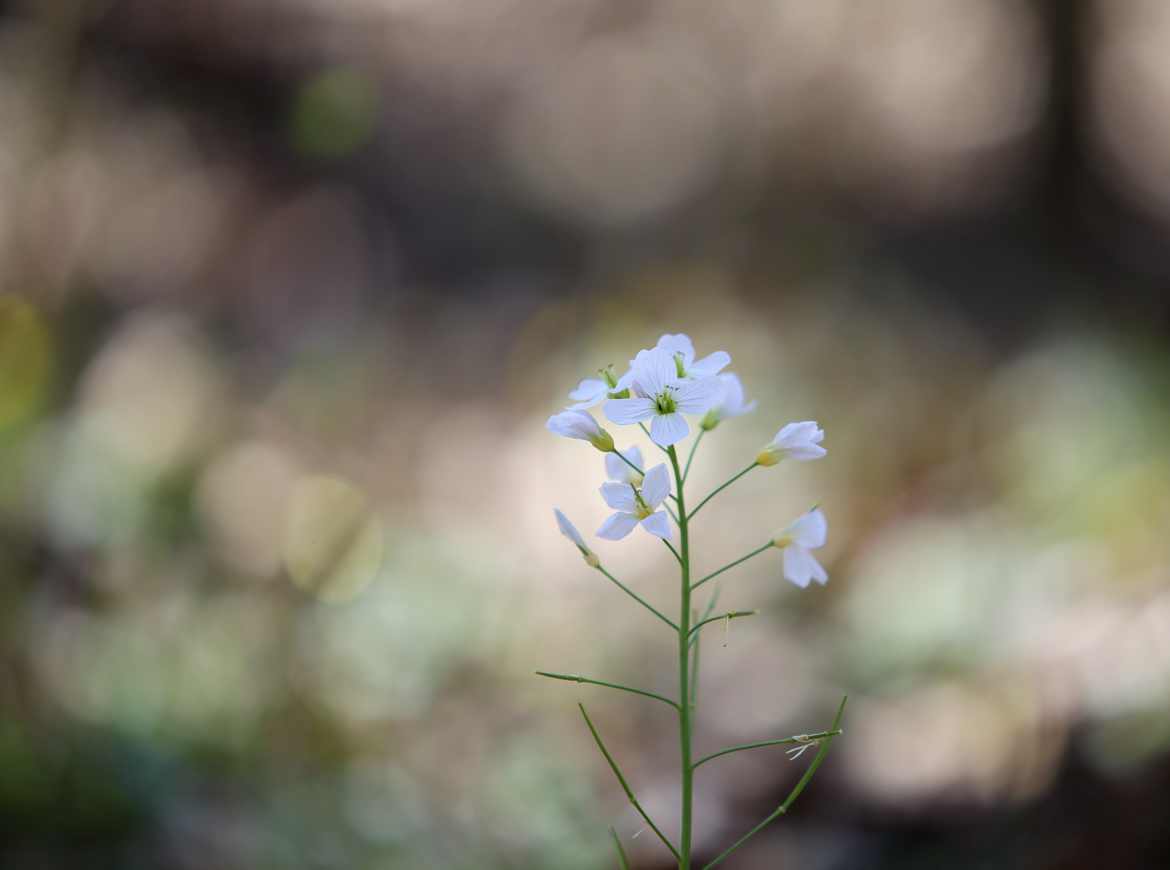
[2,0,1170,867]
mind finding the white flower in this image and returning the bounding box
[655,333,731,380]
[701,373,757,430]
[757,421,825,466]
[604,347,722,446]
[597,463,673,541]
[772,508,828,588]
[547,409,615,452]
[567,377,610,410]
[554,508,599,567]
[566,365,632,410]
[605,445,644,486]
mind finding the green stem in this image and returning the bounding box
[691,543,772,592]
[688,610,756,640]
[667,445,694,868]
[701,696,848,869]
[688,588,720,709]
[692,729,844,770]
[595,565,679,631]
[534,671,680,711]
[687,463,758,521]
[579,703,681,863]
[611,448,645,479]
[610,827,631,870]
[663,540,683,566]
[682,429,705,484]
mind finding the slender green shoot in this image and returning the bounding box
[579,703,681,863]
[688,610,756,640]
[609,826,631,870]
[667,445,695,868]
[535,672,680,711]
[691,543,772,592]
[595,565,679,631]
[663,540,683,566]
[692,728,844,770]
[701,696,848,869]
[688,587,721,711]
[682,429,705,484]
[611,448,646,479]
[687,463,758,521]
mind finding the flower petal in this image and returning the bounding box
[604,397,655,426]
[625,446,643,471]
[597,511,639,540]
[773,421,823,449]
[569,378,606,401]
[673,377,723,415]
[606,446,644,484]
[547,409,603,440]
[600,482,638,512]
[631,347,678,398]
[554,508,586,548]
[605,451,626,482]
[655,333,695,367]
[640,463,672,508]
[810,555,829,585]
[782,545,815,588]
[640,511,672,540]
[787,508,827,548]
[687,350,731,378]
[788,443,827,461]
[649,411,689,446]
[568,378,608,408]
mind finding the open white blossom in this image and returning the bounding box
[772,508,828,588]
[757,421,825,466]
[567,365,634,410]
[567,377,610,410]
[702,373,757,430]
[597,463,673,541]
[605,445,644,486]
[554,508,599,566]
[655,333,731,380]
[604,347,722,446]
[547,409,615,452]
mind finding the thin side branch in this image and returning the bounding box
[692,728,844,770]
[663,540,683,566]
[611,448,645,479]
[595,565,679,631]
[609,827,630,870]
[687,463,758,521]
[691,543,772,592]
[682,429,705,484]
[702,696,848,869]
[535,671,680,711]
[579,703,682,863]
[688,587,721,708]
[688,610,756,640]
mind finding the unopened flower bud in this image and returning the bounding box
[547,409,614,453]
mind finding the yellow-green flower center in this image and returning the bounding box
[654,390,677,415]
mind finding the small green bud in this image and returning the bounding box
[591,428,615,453]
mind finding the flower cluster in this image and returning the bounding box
[547,332,829,587]
[540,332,845,868]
